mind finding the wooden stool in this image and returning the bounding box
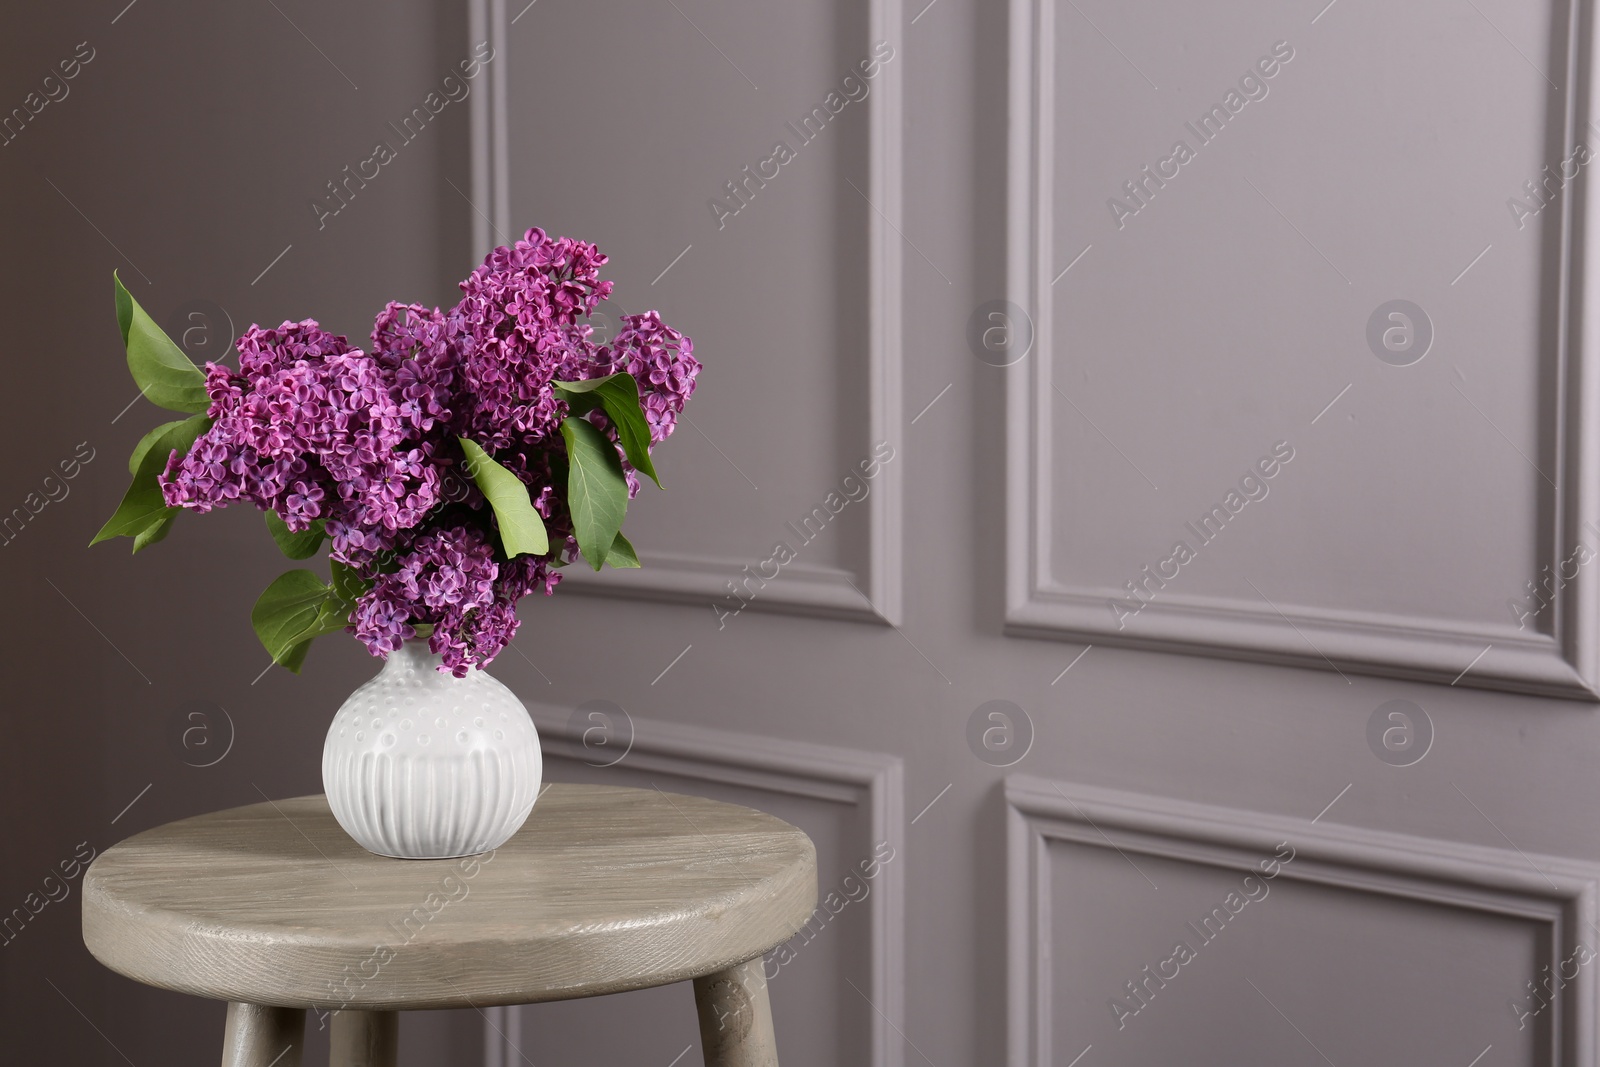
[81,784,817,1066]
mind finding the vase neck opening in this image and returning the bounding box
[389,636,446,673]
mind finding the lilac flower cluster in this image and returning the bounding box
[450,231,613,450]
[608,311,699,445]
[349,525,559,673]
[164,320,443,560]
[160,227,699,674]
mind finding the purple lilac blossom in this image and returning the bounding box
[163,320,442,553]
[446,227,613,450]
[157,227,697,672]
[606,311,701,444]
[349,525,562,676]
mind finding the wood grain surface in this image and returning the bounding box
[694,960,780,1067]
[329,1010,397,1066]
[82,784,817,1010]
[220,1002,305,1067]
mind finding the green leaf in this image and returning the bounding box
[459,438,550,557]
[114,272,134,346]
[329,558,372,611]
[251,569,350,672]
[251,569,330,665]
[114,272,209,414]
[131,512,176,554]
[264,511,327,560]
[128,418,193,475]
[276,640,313,674]
[606,531,641,568]
[560,416,629,570]
[91,414,211,546]
[554,373,661,488]
[552,377,608,405]
[311,597,352,636]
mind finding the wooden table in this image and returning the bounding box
[82,783,817,1066]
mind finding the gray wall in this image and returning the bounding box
[0,1,482,1063]
[6,0,1600,1065]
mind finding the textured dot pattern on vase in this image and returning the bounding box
[322,640,542,859]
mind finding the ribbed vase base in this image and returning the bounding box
[322,639,543,860]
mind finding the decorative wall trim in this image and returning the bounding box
[1005,774,1600,1067]
[539,552,891,626]
[469,0,904,627]
[1003,0,1600,699]
[466,0,509,260]
[486,710,906,1067]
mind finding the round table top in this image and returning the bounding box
[82,784,817,1010]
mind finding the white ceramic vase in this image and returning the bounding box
[322,639,542,859]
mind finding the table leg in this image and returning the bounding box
[693,960,779,1067]
[220,1002,305,1067]
[330,1010,399,1067]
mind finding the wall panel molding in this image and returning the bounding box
[1003,0,1600,698]
[469,0,904,627]
[1005,774,1600,1067]
[483,709,906,1067]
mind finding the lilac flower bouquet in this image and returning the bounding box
[94,227,699,676]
